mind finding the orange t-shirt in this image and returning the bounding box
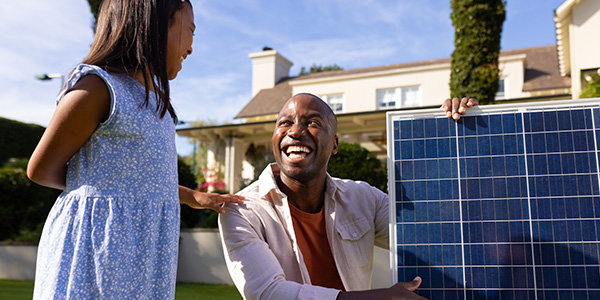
[289,203,345,291]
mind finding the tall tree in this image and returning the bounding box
[450,0,506,104]
[87,0,102,30]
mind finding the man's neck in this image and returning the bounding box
[276,174,326,213]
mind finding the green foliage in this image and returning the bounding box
[580,79,600,99]
[450,0,506,105]
[0,166,60,242]
[0,118,45,166]
[299,64,344,76]
[327,142,387,193]
[177,156,225,229]
[87,0,102,31]
[0,118,57,242]
[3,158,29,170]
[178,155,197,189]
[178,156,205,228]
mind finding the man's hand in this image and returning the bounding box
[385,278,428,299]
[337,277,427,300]
[179,185,244,213]
[441,97,478,120]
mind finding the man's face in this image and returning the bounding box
[272,94,339,182]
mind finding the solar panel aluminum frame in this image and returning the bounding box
[386,97,600,299]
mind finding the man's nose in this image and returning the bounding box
[287,122,306,138]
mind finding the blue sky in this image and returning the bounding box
[0,0,566,155]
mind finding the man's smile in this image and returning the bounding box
[282,145,313,160]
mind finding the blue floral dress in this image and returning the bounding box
[33,64,180,299]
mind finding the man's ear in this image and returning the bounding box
[331,135,339,155]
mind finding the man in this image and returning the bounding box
[219,93,475,299]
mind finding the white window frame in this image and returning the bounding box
[321,94,344,113]
[376,86,421,110]
[495,78,506,100]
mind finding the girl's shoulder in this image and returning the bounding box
[56,64,120,127]
[58,64,113,103]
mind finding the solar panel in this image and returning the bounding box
[386,98,600,300]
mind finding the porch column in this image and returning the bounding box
[224,136,244,194]
[205,143,219,193]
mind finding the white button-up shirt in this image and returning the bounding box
[219,164,389,300]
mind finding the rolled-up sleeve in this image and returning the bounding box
[373,188,389,249]
[218,203,341,300]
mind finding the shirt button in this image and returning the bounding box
[352,232,357,238]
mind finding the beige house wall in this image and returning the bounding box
[290,55,531,114]
[571,0,600,97]
[499,55,526,99]
[291,65,451,112]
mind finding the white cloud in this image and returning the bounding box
[0,0,93,126]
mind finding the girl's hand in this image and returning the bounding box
[179,186,244,213]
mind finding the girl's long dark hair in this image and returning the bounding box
[83,0,191,122]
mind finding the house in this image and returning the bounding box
[177,0,600,193]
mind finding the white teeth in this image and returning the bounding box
[289,153,307,159]
[286,146,310,154]
[180,56,184,63]
[285,146,311,159]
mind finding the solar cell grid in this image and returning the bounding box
[387,99,600,299]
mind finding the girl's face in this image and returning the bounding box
[166,3,195,80]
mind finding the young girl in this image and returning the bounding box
[27,0,243,298]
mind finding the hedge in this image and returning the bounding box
[0,117,45,166]
[0,167,60,242]
[327,142,388,193]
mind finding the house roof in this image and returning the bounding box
[502,45,571,91]
[235,79,292,119]
[235,45,570,119]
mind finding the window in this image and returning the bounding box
[321,94,344,113]
[376,86,421,110]
[581,68,600,90]
[495,78,506,99]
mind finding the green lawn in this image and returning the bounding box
[0,279,33,300]
[0,279,241,300]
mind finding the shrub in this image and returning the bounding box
[327,142,388,193]
[177,156,225,228]
[0,166,60,242]
[0,118,45,166]
[580,80,600,99]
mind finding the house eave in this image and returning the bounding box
[554,0,576,76]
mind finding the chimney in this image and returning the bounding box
[249,48,293,97]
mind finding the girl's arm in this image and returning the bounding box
[27,75,110,190]
[178,185,244,213]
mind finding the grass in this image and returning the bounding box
[0,279,242,300]
[0,279,33,300]
[175,282,242,300]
